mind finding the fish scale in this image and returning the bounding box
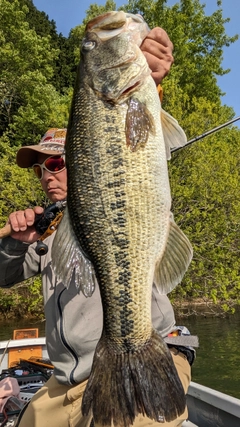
[52,11,193,427]
[66,91,160,349]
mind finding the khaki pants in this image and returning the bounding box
[18,350,190,427]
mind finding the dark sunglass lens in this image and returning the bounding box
[33,165,42,179]
[45,156,65,172]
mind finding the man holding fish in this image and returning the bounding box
[0,12,195,427]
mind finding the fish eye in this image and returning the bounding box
[82,40,96,51]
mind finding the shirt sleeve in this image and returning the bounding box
[151,285,176,338]
[0,237,40,288]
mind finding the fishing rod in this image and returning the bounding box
[0,200,66,255]
[171,116,240,153]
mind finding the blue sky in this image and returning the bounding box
[33,0,239,126]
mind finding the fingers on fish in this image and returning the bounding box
[154,213,193,294]
[82,329,186,426]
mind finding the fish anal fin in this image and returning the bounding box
[52,207,97,297]
[154,214,193,294]
[126,97,155,151]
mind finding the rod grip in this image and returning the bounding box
[0,224,12,239]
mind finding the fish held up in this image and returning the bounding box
[52,11,193,427]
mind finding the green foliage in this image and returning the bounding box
[0,277,43,319]
[0,134,45,318]
[169,125,240,313]
[0,0,71,143]
[16,0,77,92]
[0,136,44,227]
[10,78,71,144]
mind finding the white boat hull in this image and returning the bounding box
[0,337,48,372]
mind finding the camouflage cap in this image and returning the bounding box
[16,128,67,168]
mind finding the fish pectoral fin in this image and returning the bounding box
[126,97,155,151]
[161,109,187,160]
[154,214,193,294]
[51,207,97,297]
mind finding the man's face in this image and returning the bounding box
[36,153,67,203]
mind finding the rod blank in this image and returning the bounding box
[171,116,240,153]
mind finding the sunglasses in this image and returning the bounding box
[33,155,66,180]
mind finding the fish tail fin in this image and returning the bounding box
[154,213,193,294]
[82,329,186,427]
[52,207,97,297]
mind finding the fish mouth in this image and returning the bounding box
[102,53,150,98]
[86,11,146,32]
[121,80,142,96]
[96,70,148,101]
[95,77,143,101]
[84,11,151,101]
[86,11,149,45]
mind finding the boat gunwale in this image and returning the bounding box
[188,381,240,418]
[0,337,46,350]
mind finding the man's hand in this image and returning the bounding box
[141,27,174,85]
[7,206,43,244]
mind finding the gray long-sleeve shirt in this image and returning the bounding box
[0,233,176,385]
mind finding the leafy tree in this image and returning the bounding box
[17,0,77,92]
[0,136,44,227]
[16,0,59,38]
[0,0,69,144]
[0,1,72,318]
[169,123,240,313]
[0,135,45,318]
[53,35,77,92]
[0,276,44,319]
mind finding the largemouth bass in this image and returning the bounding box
[52,11,193,427]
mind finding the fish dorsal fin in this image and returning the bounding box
[154,213,193,294]
[52,207,97,297]
[161,109,187,160]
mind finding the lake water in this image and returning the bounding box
[0,308,240,399]
[176,308,240,399]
